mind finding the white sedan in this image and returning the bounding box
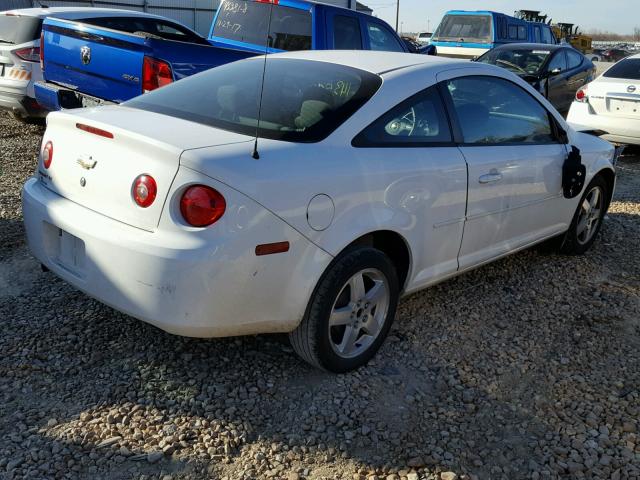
[23,51,617,372]
[567,53,640,145]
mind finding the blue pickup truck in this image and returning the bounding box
[36,0,414,111]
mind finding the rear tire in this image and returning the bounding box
[560,175,609,255]
[289,247,399,373]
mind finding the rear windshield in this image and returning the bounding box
[212,0,312,51]
[126,58,381,143]
[603,58,640,80]
[478,48,551,75]
[0,15,42,45]
[432,14,491,43]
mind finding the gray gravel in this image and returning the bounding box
[1,110,639,480]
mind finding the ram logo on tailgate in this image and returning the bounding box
[80,46,91,65]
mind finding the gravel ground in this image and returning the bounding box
[1,111,639,480]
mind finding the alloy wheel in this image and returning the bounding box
[328,268,390,359]
[576,186,604,245]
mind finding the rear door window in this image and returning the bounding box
[603,58,640,79]
[548,51,567,73]
[268,4,312,50]
[333,15,362,49]
[533,26,541,43]
[366,21,404,52]
[518,25,527,40]
[353,85,452,147]
[213,1,311,51]
[567,50,584,69]
[0,15,43,45]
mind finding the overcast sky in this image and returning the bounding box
[369,0,638,35]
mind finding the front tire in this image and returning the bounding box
[560,176,609,255]
[289,247,399,373]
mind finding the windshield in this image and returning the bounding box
[126,58,381,143]
[603,58,640,80]
[212,0,312,51]
[0,15,42,45]
[478,48,552,75]
[432,14,491,43]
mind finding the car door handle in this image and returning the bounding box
[479,173,503,184]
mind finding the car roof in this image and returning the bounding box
[0,7,171,21]
[491,43,566,52]
[266,50,467,75]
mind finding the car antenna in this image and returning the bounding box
[252,2,275,160]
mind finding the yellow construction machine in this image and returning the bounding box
[552,23,593,54]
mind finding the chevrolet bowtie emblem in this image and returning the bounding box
[77,157,97,170]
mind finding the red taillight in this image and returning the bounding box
[40,33,44,70]
[132,175,157,208]
[42,141,53,169]
[180,185,226,227]
[575,86,588,103]
[14,46,40,62]
[142,56,173,93]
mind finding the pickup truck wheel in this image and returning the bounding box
[289,247,399,373]
[560,176,608,255]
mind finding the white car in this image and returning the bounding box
[0,7,198,121]
[415,32,432,44]
[567,53,640,145]
[23,51,617,372]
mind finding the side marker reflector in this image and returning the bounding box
[255,241,290,256]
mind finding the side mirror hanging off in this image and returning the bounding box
[562,146,586,199]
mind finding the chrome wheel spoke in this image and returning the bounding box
[581,199,591,214]
[349,274,366,303]
[576,216,589,236]
[365,281,385,306]
[329,305,353,327]
[361,315,382,336]
[589,188,601,209]
[337,325,361,355]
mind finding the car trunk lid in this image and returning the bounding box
[39,106,253,232]
[587,76,640,119]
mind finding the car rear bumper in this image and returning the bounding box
[567,101,640,146]
[22,176,331,338]
[34,81,116,112]
[0,88,46,118]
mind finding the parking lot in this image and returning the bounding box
[0,111,639,480]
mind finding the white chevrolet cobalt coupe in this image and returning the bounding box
[23,51,617,372]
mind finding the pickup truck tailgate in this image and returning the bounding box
[42,17,146,102]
